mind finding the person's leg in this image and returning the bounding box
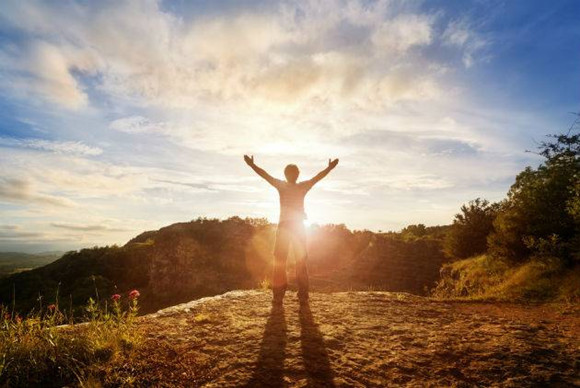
[272,225,290,303]
[272,254,288,303]
[293,222,309,302]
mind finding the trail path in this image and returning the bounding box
[108,291,579,387]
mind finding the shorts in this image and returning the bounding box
[273,220,307,259]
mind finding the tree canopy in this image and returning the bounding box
[488,118,579,263]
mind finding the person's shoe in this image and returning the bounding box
[272,290,284,306]
[272,288,285,306]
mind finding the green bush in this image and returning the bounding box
[0,290,141,387]
[433,255,510,298]
[443,198,499,259]
[432,254,579,302]
[488,130,579,263]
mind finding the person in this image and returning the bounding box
[244,155,339,305]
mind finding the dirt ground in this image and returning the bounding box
[105,290,579,387]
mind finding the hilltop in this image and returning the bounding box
[95,290,579,387]
[0,217,447,316]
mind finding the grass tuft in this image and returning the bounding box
[432,255,579,303]
[0,290,142,387]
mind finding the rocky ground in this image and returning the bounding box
[104,290,579,387]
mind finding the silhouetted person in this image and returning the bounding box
[244,155,339,305]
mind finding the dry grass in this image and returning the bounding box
[0,293,142,387]
[432,255,580,303]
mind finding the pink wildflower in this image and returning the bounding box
[111,294,121,302]
[128,289,140,300]
[47,304,56,311]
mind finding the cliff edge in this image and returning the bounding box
[102,291,578,387]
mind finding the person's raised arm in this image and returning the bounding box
[244,155,280,188]
[305,158,339,189]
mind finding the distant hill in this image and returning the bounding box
[0,217,449,316]
[0,251,63,278]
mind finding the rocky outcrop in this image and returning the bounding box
[103,290,580,387]
[140,218,268,311]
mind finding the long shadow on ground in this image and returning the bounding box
[246,301,335,387]
[299,302,335,387]
[246,304,287,387]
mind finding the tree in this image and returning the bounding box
[568,180,580,223]
[444,198,499,259]
[488,119,580,263]
[401,224,427,239]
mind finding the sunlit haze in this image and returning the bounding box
[0,0,579,252]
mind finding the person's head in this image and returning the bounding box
[284,164,300,183]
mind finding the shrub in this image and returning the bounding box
[0,290,141,387]
[433,255,510,298]
[488,129,579,263]
[432,255,578,302]
[443,198,499,259]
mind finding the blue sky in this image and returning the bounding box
[0,0,578,252]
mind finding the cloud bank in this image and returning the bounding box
[0,0,486,111]
[0,0,563,251]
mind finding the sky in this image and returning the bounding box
[0,0,579,252]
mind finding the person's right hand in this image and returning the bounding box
[328,158,339,169]
[244,155,254,166]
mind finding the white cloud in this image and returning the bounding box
[0,178,77,207]
[26,42,97,109]
[51,223,128,232]
[442,19,490,68]
[0,230,44,240]
[372,14,433,54]
[109,116,161,134]
[0,137,102,156]
[0,0,462,111]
